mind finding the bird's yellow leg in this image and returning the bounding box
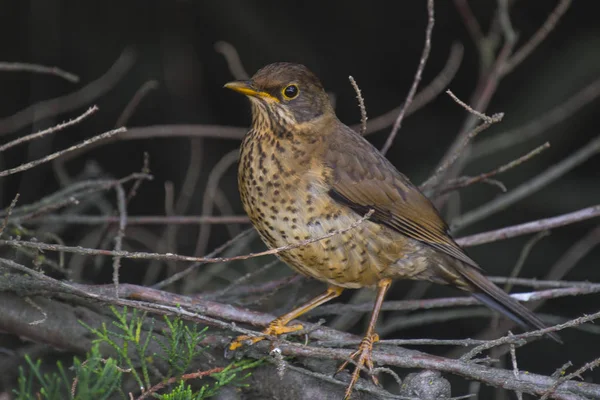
[337,278,391,400]
[229,286,344,351]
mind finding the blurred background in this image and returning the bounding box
[1,0,599,397]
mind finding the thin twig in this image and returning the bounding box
[193,149,239,258]
[214,41,250,80]
[0,106,98,153]
[544,224,600,281]
[462,310,600,361]
[501,0,573,75]
[380,0,434,155]
[136,367,225,400]
[0,61,79,82]
[0,127,126,178]
[452,135,600,231]
[0,50,135,136]
[115,80,159,127]
[126,152,151,203]
[438,142,550,194]
[507,332,524,400]
[540,356,600,400]
[471,77,600,159]
[4,173,151,221]
[311,284,600,316]
[24,297,47,325]
[22,214,250,226]
[348,76,368,135]
[209,258,280,299]
[151,228,255,289]
[0,193,20,236]
[1,210,374,265]
[504,230,550,293]
[456,204,600,247]
[497,0,518,45]
[112,185,127,298]
[421,90,503,190]
[446,89,498,123]
[359,42,464,135]
[453,0,484,50]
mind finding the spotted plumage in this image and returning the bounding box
[226,62,560,399]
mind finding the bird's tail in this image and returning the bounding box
[454,263,562,343]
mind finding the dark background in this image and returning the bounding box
[1,0,599,397]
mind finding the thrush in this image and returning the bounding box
[225,62,560,399]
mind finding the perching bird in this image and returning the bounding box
[225,62,559,399]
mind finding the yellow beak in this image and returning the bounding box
[224,81,279,102]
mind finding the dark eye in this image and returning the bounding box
[282,84,299,99]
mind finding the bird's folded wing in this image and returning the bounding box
[325,127,479,269]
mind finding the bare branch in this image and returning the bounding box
[456,204,600,247]
[112,184,127,298]
[461,310,600,361]
[501,0,573,75]
[439,142,550,194]
[504,231,550,293]
[0,127,126,178]
[421,90,503,190]
[22,214,250,226]
[380,0,434,155]
[471,77,600,159]
[0,193,20,236]
[215,41,250,80]
[541,356,600,400]
[115,80,159,127]
[446,89,499,123]
[311,284,600,316]
[359,42,463,135]
[348,76,368,135]
[0,106,98,153]
[0,210,373,265]
[0,61,79,83]
[151,228,255,289]
[453,0,484,51]
[0,50,135,136]
[452,135,600,231]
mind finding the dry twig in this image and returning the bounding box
[348,76,368,135]
[357,42,464,135]
[0,106,98,153]
[0,61,79,82]
[452,135,600,231]
[380,0,434,155]
[0,127,126,178]
[0,50,135,136]
[215,41,250,80]
[439,142,550,194]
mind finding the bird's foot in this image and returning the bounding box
[228,317,303,351]
[337,333,380,399]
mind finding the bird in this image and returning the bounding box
[224,62,560,399]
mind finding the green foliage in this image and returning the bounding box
[155,359,263,400]
[157,315,208,378]
[15,306,262,400]
[16,344,122,400]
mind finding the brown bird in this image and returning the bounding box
[225,62,559,399]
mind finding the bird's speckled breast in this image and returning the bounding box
[238,129,423,288]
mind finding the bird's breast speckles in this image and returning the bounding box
[239,130,405,288]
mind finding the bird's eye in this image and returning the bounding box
[282,84,299,99]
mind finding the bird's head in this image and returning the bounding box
[225,62,334,135]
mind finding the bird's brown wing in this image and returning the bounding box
[325,124,480,269]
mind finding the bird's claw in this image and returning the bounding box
[228,318,304,352]
[337,333,380,399]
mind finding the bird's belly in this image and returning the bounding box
[239,160,408,287]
